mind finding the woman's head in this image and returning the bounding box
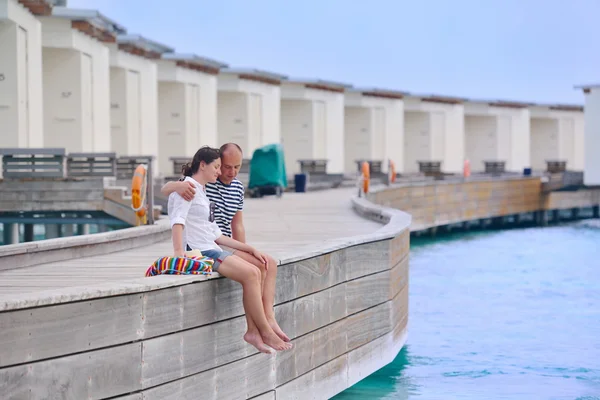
[182,146,221,183]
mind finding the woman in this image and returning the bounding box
[169,146,292,353]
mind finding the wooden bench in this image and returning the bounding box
[169,156,190,177]
[355,160,383,175]
[546,160,567,173]
[116,156,154,179]
[543,170,584,192]
[0,148,66,179]
[240,158,251,174]
[298,159,328,175]
[67,153,117,178]
[417,161,442,176]
[484,161,506,175]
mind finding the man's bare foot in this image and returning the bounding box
[244,331,274,354]
[262,331,293,351]
[268,317,291,342]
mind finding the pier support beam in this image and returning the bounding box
[593,205,599,218]
[77,224,91,235]
[2,223,19,245]
[535,210,548,226]
[552,209,560,223]
[45,224,62,239]
[24,224,34,242]
[63,224,74,237]
[571,208,579,220]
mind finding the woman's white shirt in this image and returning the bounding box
[168,176,223,252]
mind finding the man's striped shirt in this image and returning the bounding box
[205,178,245,237]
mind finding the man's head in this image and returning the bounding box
[219,143,243,185]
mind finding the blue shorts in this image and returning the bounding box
[186,245,232,271]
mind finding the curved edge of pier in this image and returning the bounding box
[0,193,411,400]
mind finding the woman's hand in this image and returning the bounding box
[251,248,269,269]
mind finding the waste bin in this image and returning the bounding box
[523,167,532,176]
[294,173,307,193]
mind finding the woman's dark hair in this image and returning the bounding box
[182,146,220,176]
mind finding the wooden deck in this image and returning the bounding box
[0,188,383,298]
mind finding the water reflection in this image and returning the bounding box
[335,223,600,400]
[332,347,418,400]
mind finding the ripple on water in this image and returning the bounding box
[334,223,600,400]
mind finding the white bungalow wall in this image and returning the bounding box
[218,74,281,159]
[40,17,110,152]
[157,61,218,176]
[0,0,44,148]
[344,106,371,174]
[343,93,404,174]
[530,107,583,172]
[403,111,430,173]
[280,84,345,174]
[403,98,465,174]
[464,116,496,172]
[109,45,158,162]
[583,88,600,185]
[280,99,312,175]
[463,104,530,172]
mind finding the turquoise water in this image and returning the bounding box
[335,222,600,400]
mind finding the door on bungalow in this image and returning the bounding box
[17,26,29,147]
[81,53,94,151]
[188,83,200,150]
[313,101,327,159]
[372,107,386,165]
[126,70,141,153]
[430,112,446,163]
[560,118,575,167]
[248,94,263,154]
[496,116,512,169]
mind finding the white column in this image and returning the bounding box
[584,88,600,186]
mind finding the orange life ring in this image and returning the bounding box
[463,159,471,178]
[389,160,397,183]
[131,164,147,220]
[362,161,370,194]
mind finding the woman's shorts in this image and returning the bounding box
[186,245,232,271]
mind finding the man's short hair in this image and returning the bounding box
[219,143,243,156]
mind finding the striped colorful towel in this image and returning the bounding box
[145,255,214,277]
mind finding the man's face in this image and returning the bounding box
[220,149,243,184]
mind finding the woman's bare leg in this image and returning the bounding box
[217,255,292,351]
[233,250,290,342]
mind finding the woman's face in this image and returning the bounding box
[202,159,221,183]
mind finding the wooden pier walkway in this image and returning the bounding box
[0,188,383,300]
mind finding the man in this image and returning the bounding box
[161,143,289,343]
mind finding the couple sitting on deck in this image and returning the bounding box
[161,144,292,353]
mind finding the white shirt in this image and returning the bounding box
[168,176,223,252]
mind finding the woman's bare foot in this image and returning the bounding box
[244,331,274,354]
[262,331,293,351]
[267,317,291,342]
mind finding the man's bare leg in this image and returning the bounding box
[217,255,292,351]
[233,250,291,342]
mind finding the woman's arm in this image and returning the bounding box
[215,235,268,266]
[169,191,192,257]
[172,224,185,257]
[215,235,253,253]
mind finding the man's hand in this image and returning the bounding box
[251,248,269,269]
[176,181,196,201]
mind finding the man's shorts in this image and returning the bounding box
[186,245,232,271]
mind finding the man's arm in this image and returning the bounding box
[231,211,246,243]
[161,180,196,201]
